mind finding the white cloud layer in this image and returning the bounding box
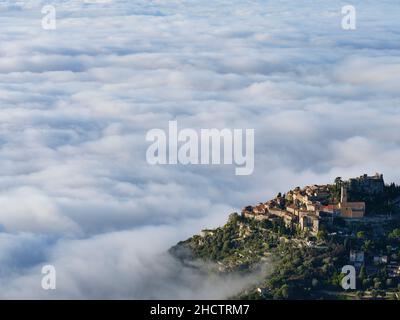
[0,0,399,298]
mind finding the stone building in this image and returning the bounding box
[348,173,384,194]
[339,185,365,218]
[299,212,319,234]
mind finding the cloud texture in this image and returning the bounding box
[0,0,399,298]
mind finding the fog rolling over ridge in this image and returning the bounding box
[0,0,399,298]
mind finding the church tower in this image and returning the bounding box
[340,185,347,204]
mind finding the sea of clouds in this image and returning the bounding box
[0,0,399,298]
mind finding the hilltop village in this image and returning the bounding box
[172,173,400,299]
[242,173,385,235]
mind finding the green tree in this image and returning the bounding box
[362,278,370,289]
[317,230,327,242]
[389,228,400,240]
[280,284,289,299]
[357,231,366,239]
[222,240,231,252]
[228,212,240,224]
[362,240,373,252]
[358,265,366,282]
